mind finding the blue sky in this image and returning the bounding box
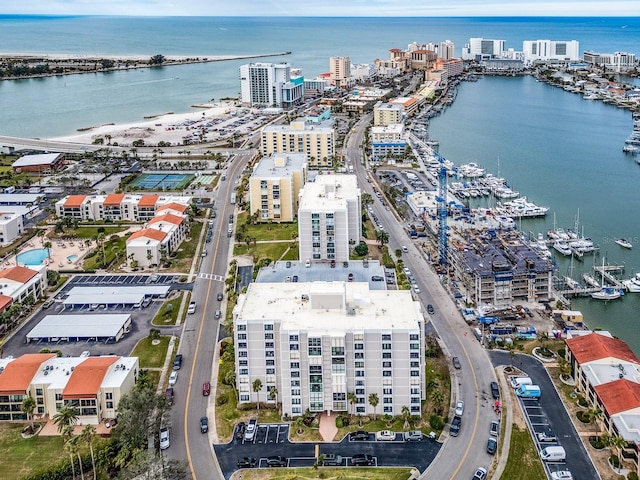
[3,1,640,17]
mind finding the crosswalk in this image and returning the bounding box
[198,273,225,282]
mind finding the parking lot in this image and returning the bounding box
[67,274,180,287]
[213,422,441,479]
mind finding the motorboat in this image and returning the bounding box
[623,273,640,293]
[615,238,633,249]
[591,287,623,300]
[583,273,600,288]
[569,237,596,253]
[564,276,581,290]
[553,242,572,256]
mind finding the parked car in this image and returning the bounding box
[42,298,54,309]
[490,381,500,399]
[472,467,488,480]
[235,422,246,440]
[401,246,408,253]
[214,310,221,319]
[490,420,500,437]
[236,457,257,468]
[403,430,423,441]
[450,416,462,437]
[321,454,343,466]
[217,292,223,301]
[201,249,207,257]
[455,400,465,416]
[349,430,369,441]
[537,431,558,443]
[487,437,497,455]
[244,418,257,441]
[427,304,435,314]
[165,387,174,405]
[330,259,336,268]
[452,357,462,369]
[159,427,170,450]
[266,456,287,467]
[348,273,354,282]
[285,261,291,268]
[200,416,208,433]
[168,371,178,386]
[375,430,395,441]
[202,381,210,396]
[173,354,183,370]
[351,453,374,466]
[551,471,573,480]
[187,302,196,314]
[305,260,311,268]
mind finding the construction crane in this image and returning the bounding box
[434,152,448,267]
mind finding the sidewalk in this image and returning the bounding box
[318,412,338,442]
[492,366,514,478]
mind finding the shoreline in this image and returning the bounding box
[0,51,292,81]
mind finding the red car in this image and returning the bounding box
[203,381,210,396]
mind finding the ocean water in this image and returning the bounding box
[0,15,639,353]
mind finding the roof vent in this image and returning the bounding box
[66,370,70,375]
[347,307,356,316]
[619,373,624,379]
[301,294,309,301]
[70,366,74,371]
[44,370,49,376]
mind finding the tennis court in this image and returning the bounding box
[197,175,216,185]
[129,173,195,191]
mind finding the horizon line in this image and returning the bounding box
[2,14,640,18]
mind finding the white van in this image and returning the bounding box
[540,446,566,462]
[510,376,533,389]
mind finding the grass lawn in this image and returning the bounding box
[0,423,95,480]
[65,226,127,239]
[236,467,413,480]
[500,424,546,480]
[236,212,298,241]
[168,222,203,272]
[130,336,171,369]
[152,292,186,326]
[82,236,127,270]
[233,242,291,262]
[280,244,299,261]
[0,228,37,257]
[146,370,161,389]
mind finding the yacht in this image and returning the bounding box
[615,238,633,249]
[591,287,623,301]
[564,276,581,290]
[553,241,572,256]
[531,233,552,259]
[623,273,640,293]
[569,237,596,254]
[583,273,600,288]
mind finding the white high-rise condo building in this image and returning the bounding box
[462,38,506,60]
[298,175,361,263]
[522,40,579,65]
[439,40,456,60]
[240,62,304,108]
[261,120,335,167]
[233,281,425,418]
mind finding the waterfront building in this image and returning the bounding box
[409,49,437,70]
[522,40,579,65]
[0,353,138,426]
[583,50,637,73]
[260,120,335,167]
[389,96,424,117]
[303,78,329,98]
[448,231,554,305]
[0,265,47,316]
[0,212,24,246]
[565,332,640,476]
[298,174,361,263]
[249,153,307,223]
[55,194,191,222]
[239,62,304,108]
[371,124,407,160]
[439,40,456,60]
[329,56,351,88]
[350,63,376,82]
[462,38,506,61]
[12,153,65,175]
[373,102,403,126]
[425,69,447,83]
[232,280,425,417]
[482,58,525,73]
[434,58,464,79]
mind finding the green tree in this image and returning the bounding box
[269,386,278,406]
[21,395,36,431]
[368,393,379,419]
[81,424,98,480]
[252,379,263,410]
[586,407,603,441]
[53,405,79,433]
[376,229,389,247]
[63,425,77,480]
[347,391,357,415]
[401,405,411,429]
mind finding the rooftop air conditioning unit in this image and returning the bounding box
[66,371,70,375]
[44,370,49,376]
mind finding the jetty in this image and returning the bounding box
[594,264,626,290]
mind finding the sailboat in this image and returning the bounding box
[591,258,624,300]
[564,254,581,290]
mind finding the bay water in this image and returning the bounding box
[0,15,639,352]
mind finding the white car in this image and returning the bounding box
[403,267,411,275]
[412,285,421,294]
[187,302,196,314]
[168,371,178,386]
[159,427,170,450]
[455,400,464,416]
[375,430,395,441]
[472,467,487,480]
[401,246,408,253]
[551,471,573,480]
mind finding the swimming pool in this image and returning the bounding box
[17,248,50,266]
[67,254,78,262]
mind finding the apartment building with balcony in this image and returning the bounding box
[370,124,407,160]
[329,56,351,88]
[261,120,335,167]
[522,39,579,64]
[126,212,187,268]
[233,281,425,418]
[373,101,403,126]
[298,174,361,263]
[239,62,304,108]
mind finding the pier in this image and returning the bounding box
[594,265,626,290]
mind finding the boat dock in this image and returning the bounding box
[594,265,626,290]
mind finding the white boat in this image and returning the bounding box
[531,233,552,259]
[565,276,581,290]
[623,273,640,293]
[569,237,596,253]
[553,242,572,256]
[615,238,633,249]
[591,287,623,300]
[583,273,600,288]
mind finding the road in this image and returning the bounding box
[165,150,254,480]
[345,114,500,479]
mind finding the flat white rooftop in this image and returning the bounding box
[27,314,131,341]
[298,174,360,211]
[235,281,422,332]
[253,153,307,178]
[62,285,170,306]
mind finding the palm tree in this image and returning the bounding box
[368,393,379,420]
[53,405,79,433]
[252,379,263,410]
[62,425,77,480]
[376,229,389,247]
[81,424,97,480]
[401,405,411,429]
[69,434,84,480]
[43,241,52,260]
[21,396,36,431]
[269,386,278,407]
[347,392,357,415]
[586,407,603,441]
[37,229,46,244]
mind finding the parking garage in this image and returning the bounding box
[60,285,171,310]
[26,314,132,343]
